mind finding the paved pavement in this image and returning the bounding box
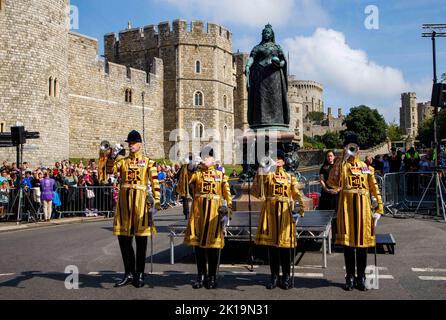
[0,208,445,300]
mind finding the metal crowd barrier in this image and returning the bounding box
[382,171,443,217]
[1,186,115,221]
[56,186,115,218]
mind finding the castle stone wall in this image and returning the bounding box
[67,32,164,160]
[0,0,70,166]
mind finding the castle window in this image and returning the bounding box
[195,61,201,74]
[54,78,59,98]
[223,95,227,109]
[224,125,229,140]
[193,122,205,139]
[0,122,5,133]
[125,89,133,103]
[48,77,53,97]
[194,91,203,106]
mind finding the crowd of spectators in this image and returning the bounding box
[0,159,239,221]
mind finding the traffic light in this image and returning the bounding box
[431,83,446,108]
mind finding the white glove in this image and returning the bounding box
[221,215,229,228]
[292,213,302,224]
[373,213,381,227]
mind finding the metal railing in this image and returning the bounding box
[382,171,445,218]
[1,186,115,222]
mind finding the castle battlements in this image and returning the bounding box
[289,80,323,92]
[69,32,162,87]
[104,20,233,59]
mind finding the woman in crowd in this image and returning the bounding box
[318,150,339,211]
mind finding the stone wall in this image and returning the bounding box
[288,87,304,146]
[233,53,249,132]
[0,0,70,166]
[289,78,324,119]
[67,32,164,160]
[298,150,325,167]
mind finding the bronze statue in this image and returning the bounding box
[246,24,290,130]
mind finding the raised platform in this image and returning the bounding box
[168,210,335,268]
[375,234,396,254]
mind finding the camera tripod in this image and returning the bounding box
[9,185,41,224]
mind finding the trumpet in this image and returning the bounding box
[99,140,112,156]
[259,155,276,173]
[111,143,125,159]
[345,143,359,158]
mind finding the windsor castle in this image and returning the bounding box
[0,0,335,164]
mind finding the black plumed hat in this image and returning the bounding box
[200,146,214,159]
[125,130,142,143]
[276,149,286,161]
[343,132,359,147]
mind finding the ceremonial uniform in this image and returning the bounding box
[184,162,232,289]
[253,163,305,290]
[113,151,160,236]
[113,130,161,288]
[176,160,195,220]
[327,133,384,291]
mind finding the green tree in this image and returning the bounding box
[303,135,325,150]
[306,111,325,124]
[321,131,343,149]
[387,122,404,141]
[417,109,446,147]
[343,105,387,149]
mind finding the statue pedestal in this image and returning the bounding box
[233,127,312,212]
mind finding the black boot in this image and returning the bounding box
[133,273,145,288]
[205,275,217,289]
[192,274,206,289]
[206,249,218,289]
[355,275,368,291]
[280,274,292,290]
[193,247,207,289]
[266,274,279,289]
[115,272,134,288]
[116,236,135,288]
[344,274,354,291]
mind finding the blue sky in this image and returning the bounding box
[71,0,446,123]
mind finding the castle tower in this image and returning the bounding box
[288,87,304,147]
[288,80,324,119]
[400,92,418,137]
[104,20,236,159]
[233,53,249,132]
[0,0,70,164]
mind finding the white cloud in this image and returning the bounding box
[284,28,433,121]
[161,0,329,28]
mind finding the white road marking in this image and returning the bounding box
[412,268,446,273]
[219,264,259,269]
[86,271,325,278]
[0,273,15,277]
[295,273,324,278]
[295,265,325,270]
[374,275,394,280]
[418,276,446,281]
[343,266,388,271]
